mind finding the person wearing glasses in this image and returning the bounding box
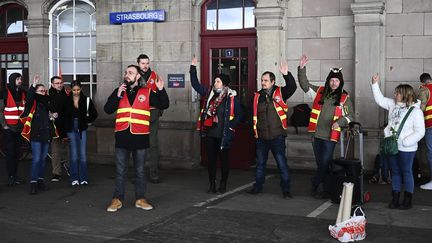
[48,76,69,182]
[21,74,59,194]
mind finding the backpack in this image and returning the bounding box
[289,103,311,134]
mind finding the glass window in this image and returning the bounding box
[205,0,255,31]
[0,4,27,37]
[50,0,96,98]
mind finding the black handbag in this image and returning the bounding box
[380,106,414,156]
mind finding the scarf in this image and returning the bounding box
[203,88,227,127]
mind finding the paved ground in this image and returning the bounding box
[0,159,432,242]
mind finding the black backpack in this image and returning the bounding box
[289,103,311,134]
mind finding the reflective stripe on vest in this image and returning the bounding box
[196,95,235,131]
[115,88,151,134]
[422,84,432,128]
[252,86,289,138]
[308,86,348,142]
[4,89,25,125]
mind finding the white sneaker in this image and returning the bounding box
[420,181,432,190]
[71,180,79,186]
[80,181,88,185]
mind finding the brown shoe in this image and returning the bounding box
[135,198,153,210]
[107,198,122,212]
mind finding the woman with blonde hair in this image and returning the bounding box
[371,74,425,209]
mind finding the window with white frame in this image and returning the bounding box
[49,0,96,98]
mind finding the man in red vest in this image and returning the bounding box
[0,73,26,186]
[104,65,169,212]
[248,60,297,199]
[419,73,432,190]
[137,54,163,184]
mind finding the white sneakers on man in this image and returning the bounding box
[420,181,432,190]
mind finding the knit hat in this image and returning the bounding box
[326,67,344,83]
[214,73,231,86]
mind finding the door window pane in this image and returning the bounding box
[206,0,217,30]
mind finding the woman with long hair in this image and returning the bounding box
[371,74,425,209]
[63,80,98,186]
[297,55,355,198]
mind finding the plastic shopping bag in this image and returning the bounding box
[329,207,366,242]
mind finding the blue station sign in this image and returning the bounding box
[110,10,165,24]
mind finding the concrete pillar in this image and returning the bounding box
[26,0,49,85]
[254,0,287,88]
[351,1,386,128]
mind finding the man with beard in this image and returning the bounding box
[104,65,169,212]
[137,54,164,184]
[0,73,26,186]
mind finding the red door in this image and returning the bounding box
[200,34,257,169]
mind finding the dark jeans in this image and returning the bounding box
[205,137,230,183]
[4,129,22,178]
[148,117,160,176]
[312,137,336,189]
[254,135,290,193]
[388,151,415,193]
[113,147,146,200]
[30,141,50,182]
[67,118,88,182]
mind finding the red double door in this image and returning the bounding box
[200,34,257,169]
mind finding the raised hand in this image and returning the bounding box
[32,74,41,87]
[156,75,165,90]
[278,60,289,75]
[191,56,198,66]
[371,73,379,84]
[299,55,308,69]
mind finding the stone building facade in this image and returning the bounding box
[1,0,431,171]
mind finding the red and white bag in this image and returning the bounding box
[329,207,367,242]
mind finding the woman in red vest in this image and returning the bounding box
[190,57,243,194]
[297,55,354,199]
[20,74,58,194]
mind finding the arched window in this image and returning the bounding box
[49,0,96,98]
[0,3,27,37]
[205,0,255,31]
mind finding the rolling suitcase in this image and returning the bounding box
[325,122,369,205]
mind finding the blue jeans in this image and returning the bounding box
[67,118,88,183]
[425,128,432,178]
[113,147,146,200]
[312,137,336,188]
[388,151,415,193]
[30,141,50,182]
[254,136,290,193]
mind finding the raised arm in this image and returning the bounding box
[189,56,208,96]
[278,60,297,100]
[297,55,320,94]
[371,74,394,111]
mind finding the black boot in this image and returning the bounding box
[207,180,217,194]
[218,181,227,194]
[399,192,413,210]
[37,179,46,191]
[388,191,400,209]
[30,183,38,195]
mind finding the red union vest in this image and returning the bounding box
[252,86,289,138]
[421,83,432,128]
[115,87,151,134]
[196,94,235,131]
[308,86,348,142]
[20,101,59,141]
[4,89,25,125]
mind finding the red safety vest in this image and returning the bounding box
[308,86,348,142]
[115,87,151,134]
[196,95,235,131]
[422,83,432,128]
[252,86,289,138]
[20,101,59,141]
[3,89,25,125]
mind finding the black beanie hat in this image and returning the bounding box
[214,73,230,86]
[326,68,343,82]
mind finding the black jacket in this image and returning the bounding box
[49,87,69,138]
[104,85,170,150]
[63,93,98,133]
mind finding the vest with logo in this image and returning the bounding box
[308,86,348,142]
[115,87,151,134]
[4,89,25,125]
[422,83,432,128]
